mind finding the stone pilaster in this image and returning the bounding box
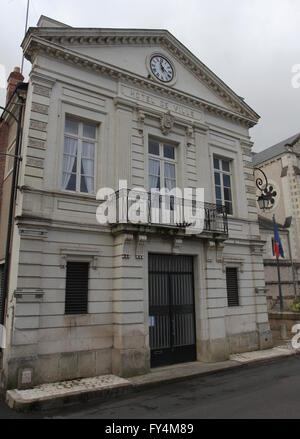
[112,233,150,377]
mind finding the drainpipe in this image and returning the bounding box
[287,228,298,297]
[0,84,26,327]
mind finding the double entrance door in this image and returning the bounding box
[149,254,196,368]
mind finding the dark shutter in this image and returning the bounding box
[65,262,89,315]
[0,265,4,323]
[226,267,239,307]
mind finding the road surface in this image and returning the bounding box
[1,355,300,419]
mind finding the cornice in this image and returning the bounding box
[23,34,258,128]
[23,28,259,122]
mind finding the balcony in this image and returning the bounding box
[105,189,228,239]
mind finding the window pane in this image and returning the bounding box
[63,172,76,191]
[82,141,95,159]
[149,176,160,190]
[215,186,222,200]
[81,159,94,177]
[165,178,176,190]
[164,162,175,180]
[83,123,96,139]
[163,144,175,160]
[224,187,232,202]
[223,174,231,188]
[149,159,160,176]
[214,158,220,170]
[63,153,77,173]
[81,176,94,193]
[64,137,78,155]
[214,172,221,186]
[62,142,77,191]
[65,118,79,135]
[222,160,230,172]
[149,140,160,156]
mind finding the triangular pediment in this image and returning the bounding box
[23,17,259,124]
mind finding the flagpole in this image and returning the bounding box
[21,0,30,75]
[273,214,284,312]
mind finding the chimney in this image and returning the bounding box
[6,67,24,104]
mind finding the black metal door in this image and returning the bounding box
[149,254,196,368]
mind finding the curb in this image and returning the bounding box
[6,382,134,412]
[6,350,300,412]
[131,350,300,393]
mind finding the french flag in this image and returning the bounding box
[274,223,285,259]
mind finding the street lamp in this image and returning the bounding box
[254,168,277,210]
[254,167,284,312]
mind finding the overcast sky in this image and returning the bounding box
[0,0,299,152]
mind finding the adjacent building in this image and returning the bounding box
[0,16,271,390]
[253,134,300,308]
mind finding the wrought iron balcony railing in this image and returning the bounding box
[107,189,228,236]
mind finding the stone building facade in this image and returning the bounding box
[0,16,272,390]
[253,134,300,309]
[258,216,297,309]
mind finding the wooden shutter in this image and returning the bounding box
[0,265,4,323]
[65,262,89,315]
[226,267,239,307]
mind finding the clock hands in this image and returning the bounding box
[151,56,173,82]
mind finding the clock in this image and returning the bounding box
[150,55,174,83]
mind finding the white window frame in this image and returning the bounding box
[148,139,177,192]
[62,117,97,194]
[213,156,234,215]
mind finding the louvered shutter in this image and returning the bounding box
[0,265,4,323]
[65,262,89,315]
[226,267,239,307]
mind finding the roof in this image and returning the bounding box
[258,215,292,231]
[253,133,300,166]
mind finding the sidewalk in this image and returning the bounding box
[6,343,300,412]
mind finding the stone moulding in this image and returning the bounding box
[22,35,258,129]
[222,256,244,273]
[14,289,44,302]
[23,29,259,119]
[119,234,134,259]
[135,235,147,259]
[255,287,268,296]
[60,247,100,269]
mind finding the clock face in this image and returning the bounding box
[150,55,174,83]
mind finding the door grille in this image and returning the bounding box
[149,254,196,367]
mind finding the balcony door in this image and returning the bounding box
[148,139,177,225]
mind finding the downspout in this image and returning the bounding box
[287,228,298,297]
[0,84,26,328]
